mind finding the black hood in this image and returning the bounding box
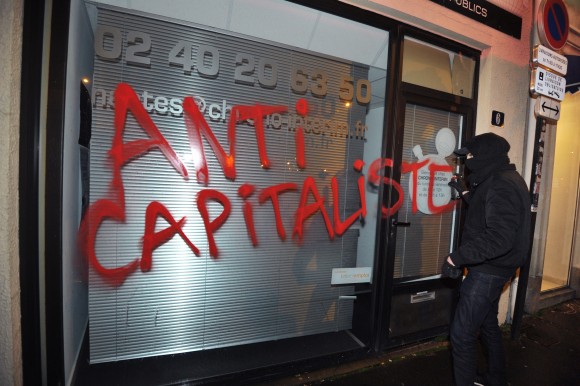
[455,132,511,157]
[455,133,513,186]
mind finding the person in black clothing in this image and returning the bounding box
[442,132,531,386]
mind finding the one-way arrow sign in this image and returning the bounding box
[534,95,561,122]
[542,100,559,115]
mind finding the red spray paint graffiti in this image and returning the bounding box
[259,183,298,241]
[79,83,456,286]
[294,99,308,169]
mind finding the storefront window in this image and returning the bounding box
[540,92,580,291]
[74,0,389,365]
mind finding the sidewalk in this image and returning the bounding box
[259,298,580,386]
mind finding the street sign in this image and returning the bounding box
[537,0,569,51]
[530,67,566,101]
[533,44,568,75]
[534,96,561,122]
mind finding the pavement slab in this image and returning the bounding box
[257,299,580,386]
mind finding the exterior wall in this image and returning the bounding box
[0,0,23,385]
[0,0,554,384]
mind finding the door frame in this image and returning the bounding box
[375,27,479,349]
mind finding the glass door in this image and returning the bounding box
[394,104,463,280]
[382,35,478,345]
[387,100,467,341]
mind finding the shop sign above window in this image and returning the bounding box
[429,0,522,39]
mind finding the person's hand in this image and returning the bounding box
[441,257,462,279]
[448,178,467,194]
[448,174,469,202]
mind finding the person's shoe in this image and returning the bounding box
[473,374,487,386]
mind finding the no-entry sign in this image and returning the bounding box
[537,0,569,51]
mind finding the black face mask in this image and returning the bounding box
[465,154,511,186]
[465,156,487,172]
[465,154,509,171]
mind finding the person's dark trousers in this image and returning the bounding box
[450,270,511,386]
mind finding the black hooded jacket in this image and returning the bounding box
[450,134,531,277]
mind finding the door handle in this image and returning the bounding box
[392,221,411,227]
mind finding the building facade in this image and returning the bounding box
[1,0,578,385]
